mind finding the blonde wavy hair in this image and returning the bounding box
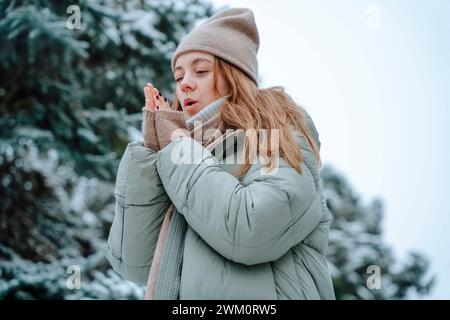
[170,55,321,179]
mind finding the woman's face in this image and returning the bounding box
[174,51,230,118]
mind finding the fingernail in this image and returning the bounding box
[156,106,159,110]
[156,95,159,100]
[164,97,167,102]
[158,92,162,96]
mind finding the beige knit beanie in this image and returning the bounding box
[171,7,260,85]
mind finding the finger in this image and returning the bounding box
[152,87,160,99]
[148,83,156,96]
[160,95,170,109]
[152,87,164,110]
[144,87,151,102]
[144,87,154,109]
[150,85,170,110]
[153,89,169,110]
[158,92,169,107]
[151,85,162,106]
[143,87,149,108]
[145,83,156,109]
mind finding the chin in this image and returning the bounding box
[184,104,201,117]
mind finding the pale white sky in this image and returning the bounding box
[212,0,450,299]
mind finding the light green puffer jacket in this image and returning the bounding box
[106,112,335,300]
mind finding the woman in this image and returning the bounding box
[106,7,335,300]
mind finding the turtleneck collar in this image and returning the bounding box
[185,94,230,146]
[186,95,230,131]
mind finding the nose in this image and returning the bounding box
[180,74,196,92]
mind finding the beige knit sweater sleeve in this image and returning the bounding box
[142,108,189,151]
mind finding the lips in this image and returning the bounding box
[185,102,198,110]
[184,98,198,107]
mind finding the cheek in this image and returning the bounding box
[206,77,219,98]
[216,76,230,96]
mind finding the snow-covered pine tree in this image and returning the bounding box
[0,0,214,299]
[321,166,434,299]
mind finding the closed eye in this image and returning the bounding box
[175,70,209,83]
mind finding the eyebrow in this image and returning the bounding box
[174,58,213,72]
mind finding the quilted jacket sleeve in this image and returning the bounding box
[106,141,171,285]
[156,136,323,266]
